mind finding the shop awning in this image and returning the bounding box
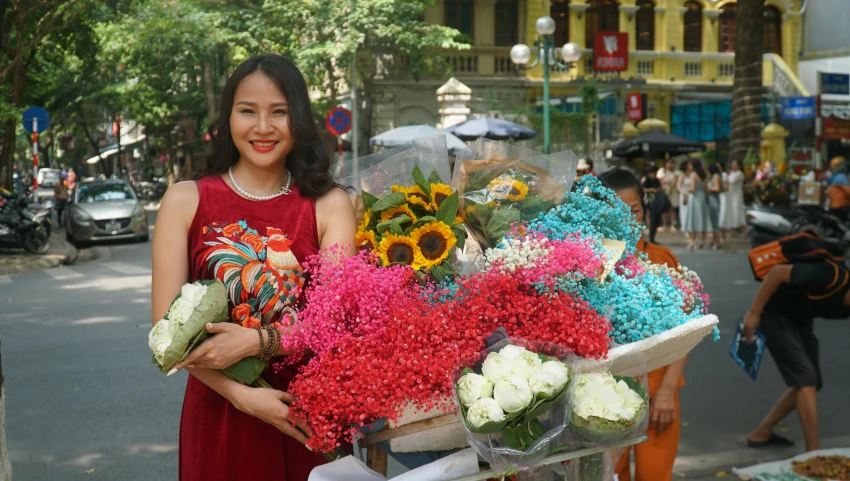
[85,135,146,165]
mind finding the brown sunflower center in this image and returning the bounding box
[434,192,448,207]
[387,242,415,265]
[509,187,521,196]
[419,232,448,260]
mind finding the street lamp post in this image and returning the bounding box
[511,16,582,154]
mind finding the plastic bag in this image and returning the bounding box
[450,139,578,249]
[452,338,577,475]
[562,448,626,481]
[565,356,649,449]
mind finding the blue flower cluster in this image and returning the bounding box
[528,176,642,253]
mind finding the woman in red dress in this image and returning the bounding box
[151,54,357,481]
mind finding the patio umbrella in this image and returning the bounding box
[444,117,537,141]
[612,129,706,159]
[369,125,470,155]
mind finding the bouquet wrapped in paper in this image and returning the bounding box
[454,338,576,475]
[341,136,465,281]
[451,139,577,249]
[148,280,266,385]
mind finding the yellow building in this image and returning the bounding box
[373,0,808,152]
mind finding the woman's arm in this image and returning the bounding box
[743,264,792,342]
[651,355,688,433]
[687,173,698,193]
[707,173,720,192]
[316,187,358,255]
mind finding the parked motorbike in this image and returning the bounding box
[0,189,52,254]
[746,202,850,250]
[135,178,167,201]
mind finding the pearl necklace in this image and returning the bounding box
[228,166,291,201]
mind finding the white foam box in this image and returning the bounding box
[387,398,469,453]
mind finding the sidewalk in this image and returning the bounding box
[652,228,751,252]
[0,228,78,276]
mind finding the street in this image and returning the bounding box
[1,219,849,480]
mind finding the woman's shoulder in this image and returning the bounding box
[316,186,354,213]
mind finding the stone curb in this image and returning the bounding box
[0,230,78,276]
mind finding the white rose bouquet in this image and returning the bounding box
[454,339,574,474]
[148,280,267,386]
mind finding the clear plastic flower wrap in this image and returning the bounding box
[450,138,578,249]
[561,448,627,481]
[566,355,649,448]
[452,337,577,476]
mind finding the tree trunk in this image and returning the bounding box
[729,0,765,164]
[164,131,176,186]
[0,347,12,481]
[203,58,217,121]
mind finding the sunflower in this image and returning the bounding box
[487,177,514,200]
[506,180,529,201]
[453,215,464,225]
[378,233,422,269]
[399,185,432,210]
[429,183,454,209]
[355,230,377,253]
[410,222,457,269]
[357,210,372,233]
[380,204,417,228]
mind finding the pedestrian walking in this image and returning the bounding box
[151,54,357,481]
[826,157,850,220]
[53,180,69,224]
[600,169,688,481]
[658,159,681,232]
[720,159,746,233]
[744,257,850,452]
[706,163,725,249]
[641,167,668,244]
[681,158,712,249]
[676,159,691,231]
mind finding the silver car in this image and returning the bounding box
[65,180,149,245]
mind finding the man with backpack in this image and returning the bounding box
[743,240,849,452]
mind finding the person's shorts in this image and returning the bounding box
[760,311,823,391]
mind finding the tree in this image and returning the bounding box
[729,0,765,164]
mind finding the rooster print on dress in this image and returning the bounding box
[201,221,305,328]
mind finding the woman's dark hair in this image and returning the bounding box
[679,159,690,172]
[194,54,334,197]
[690,158,707,180]
[598,168,645,208]
[707,163,721,176]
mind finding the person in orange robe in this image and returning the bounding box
[599,169,689,481]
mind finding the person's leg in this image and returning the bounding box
[615,446,633,481]
[748,387,798,442]
[796,386,821,451]
[633,390,680,481]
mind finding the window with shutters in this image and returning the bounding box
[683,1,702,52]
[585,0,620,48]
[445,0,475,38]
[551,0,570,47]
[635,0,655,51]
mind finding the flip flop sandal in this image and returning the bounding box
[747,432,795,448]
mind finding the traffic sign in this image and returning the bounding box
[325,107,352,136]
[820,72,850,95]
[781,96,816,120]
[22,106,50,133]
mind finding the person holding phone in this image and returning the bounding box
[743,260,850,452]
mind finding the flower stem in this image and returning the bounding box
[254,377,273,389]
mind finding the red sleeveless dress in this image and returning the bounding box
[179,175,328,481]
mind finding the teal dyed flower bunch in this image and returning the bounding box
[528,176,642,253]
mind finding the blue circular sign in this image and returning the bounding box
[325,107,352,135]
[23,106,50,133]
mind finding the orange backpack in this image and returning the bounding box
[748,231,845,281]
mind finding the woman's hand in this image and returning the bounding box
[742,310,762,343]
[649,387,676,433]
[232,386,310,446]
[170,323,257,373]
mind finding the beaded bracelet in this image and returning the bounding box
[263,324,280,361]
[254,326,266,360]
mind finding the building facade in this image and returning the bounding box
[372,0,807,154]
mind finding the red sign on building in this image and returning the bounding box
[824,117,850,140]
[594,31,628,72]
[627,93,643,121]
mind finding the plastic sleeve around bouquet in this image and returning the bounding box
[450,138,578,249]
[451,338,578,475]
[565,354,649,448]
[562,448,627,481]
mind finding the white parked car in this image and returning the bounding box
[37,168,62,188]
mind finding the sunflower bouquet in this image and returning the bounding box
[355,165,466,281]
[452,139,578,249]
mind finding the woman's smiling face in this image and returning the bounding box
[229,71,295,169]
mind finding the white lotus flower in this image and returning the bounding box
[511,351,543,380]
[498,344,528,361]
[148,319,177,364]
[529,370,561,397]
[493,374,533,413]
[457,372,494,407]
[180,282,208,307]
[167,298,195,326]
[467,398,506,429]
[573,372,646,422]
[482,352,513,385]
[541,361,570,390]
